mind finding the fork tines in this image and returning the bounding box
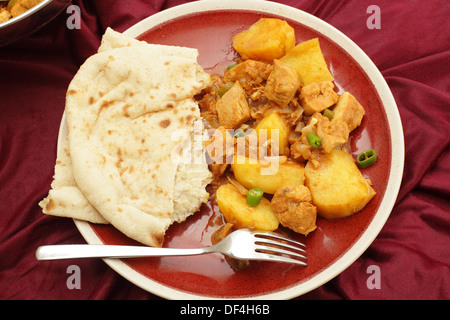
[253,231,307,266]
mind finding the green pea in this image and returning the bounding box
[323,108,334,120]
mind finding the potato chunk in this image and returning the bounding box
[332,92,365,132]
[232,155,305,194]
[255,112,290,155]
[305,148,376,219]
[264,60,300,108]
[233,18,295,61]
[271,185,317,235]
[215,81,251,128]
[280,38,334,85]
[216,184,279,231]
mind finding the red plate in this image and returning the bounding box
[70,0,404,299]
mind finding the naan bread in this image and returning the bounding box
[39,134,108,224]
[40,29,212,247]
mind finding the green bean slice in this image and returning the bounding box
[218,82,234,97]
[357,149,377,168]
[247,188,264,207]
[233,128,246,138]
[307,133,322,148]
[227,63,238,70]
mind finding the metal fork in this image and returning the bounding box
[36,228,307,266]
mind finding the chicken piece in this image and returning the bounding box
[314,112,349,153]
[290,112,349,160]
[332,92,365,132]
[215,81,251,129]
[271,185,317,235]
[290,140,312,162]
[300,81,339,115]
[264,59,301,108]
[224,60,272,95]
[205,126,234,165]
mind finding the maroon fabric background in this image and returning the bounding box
[0,0,448,300]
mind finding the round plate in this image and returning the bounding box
[66,0,404,299]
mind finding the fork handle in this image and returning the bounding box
[36,244,209,261]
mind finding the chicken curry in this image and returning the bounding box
[196,18,376,266]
